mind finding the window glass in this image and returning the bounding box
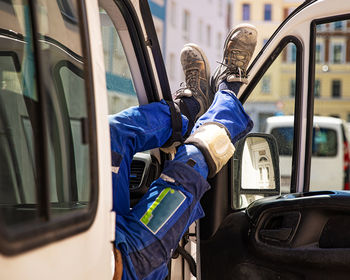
[315,43,323,63]
[264,4,272,21]
[35,0,91,214]
[332,80,341,98]
[271,127,337,157]
[0,0,39,225]
[314,79,321,97]
[99,8,138,114]
[183,10,190,40]
[244,42,297,194]
[311,19,350,191]
[207,25,211,47]
[0,0,93,232]
[242,4,250,21]
[332,44,344,64]
[333,21,344,30]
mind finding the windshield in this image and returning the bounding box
[271,127,338,157]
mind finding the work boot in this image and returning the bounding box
[173,43,212,129]
[161,44,212,152]
[211,24,257,93]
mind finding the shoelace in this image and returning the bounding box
[173,69,199,98]
[216,60,247,78]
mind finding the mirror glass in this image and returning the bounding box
[241,136,276,190]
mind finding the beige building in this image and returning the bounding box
[231,0,303,132]
[232,1,350,131]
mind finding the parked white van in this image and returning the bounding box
[266,115,350,193]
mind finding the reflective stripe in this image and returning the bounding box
[140,187,186,234]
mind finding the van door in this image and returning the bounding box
[200,1,350,279]
[0,0,112,279]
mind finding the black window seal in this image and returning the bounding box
[0,0,98,255]
[305,13,350,192]
[138,0,171,101]
[239,36,303,194]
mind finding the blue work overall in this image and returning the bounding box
[109,90,253,280]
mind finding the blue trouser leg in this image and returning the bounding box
[192,89,253,144]
[109,100,189,215]
[116,161,210,280]
[111,91,253,280]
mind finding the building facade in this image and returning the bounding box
[164,0,230,92]
[149,0,167,52]
[231,0,303,132]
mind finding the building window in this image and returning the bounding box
[333,21,344,31]
[287,44,297,63]
[217,32,222,56]
[198,19,203,42]
[261,76,271,93]
[207,25,211,47]
[315,43,324,63]
[290,79,296,97]
[218,0,223,16]
[332,80,341,98]
[264,4,272,21]
[331,43,344,64]
[169,53,175,79]
[183,10,190,40]
[242,4,250,21]
[314,79,321,97]
[170,1,176,27]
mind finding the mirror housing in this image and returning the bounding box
[232,133,280,209]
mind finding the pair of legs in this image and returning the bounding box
[110,24,257,279]
[110,89,252,280]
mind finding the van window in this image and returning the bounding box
[271,127,337,157]
[244,41,299,194]
[310,18,350,191]
[0,0,96,253]
[99,8,138,114]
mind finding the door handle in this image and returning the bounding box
[259,227,293,241]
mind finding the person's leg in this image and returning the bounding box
[115,25,258,280]
[109,101,189,215]
[114,44,213,280]
[115,88,252,279]
[111,44,212,215]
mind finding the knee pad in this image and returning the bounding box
[185,122,235,178]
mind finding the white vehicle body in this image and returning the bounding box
[266,115,349,193]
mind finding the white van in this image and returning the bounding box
[2,0,350,279]
[266,115,350,193]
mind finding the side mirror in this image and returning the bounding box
[232,133,280,209]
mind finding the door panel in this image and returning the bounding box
[202,192,350,280]
[201,3,350,280]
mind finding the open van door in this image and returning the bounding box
[199,1,350,279]
[0,0,168,279]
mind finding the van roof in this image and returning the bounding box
[266,115,344,125]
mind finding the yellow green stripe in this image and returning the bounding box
[140,188,171,225]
